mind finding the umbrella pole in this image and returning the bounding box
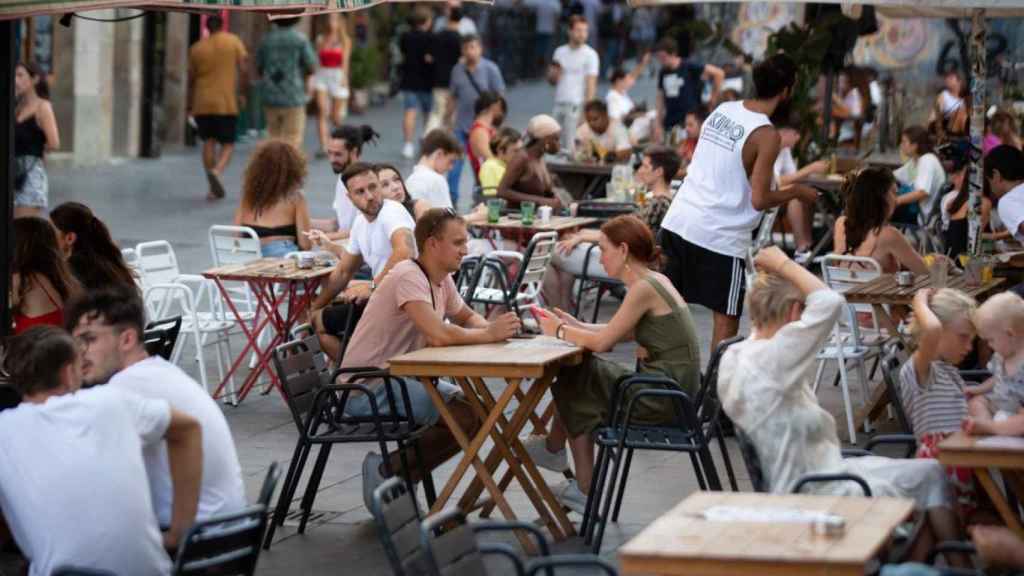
[1,20,14,338]
[822,69,835,146]
[967,8,986,256]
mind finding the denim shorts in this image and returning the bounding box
[402,91,433,114]
[261,239,299,258]
[344,377,441,427]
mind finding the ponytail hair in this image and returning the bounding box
[50,202,136,292]
[331,124,380,155]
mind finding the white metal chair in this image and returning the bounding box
[465,232,558,317]
[208,225,262,317]
[137,240,237,402]
[122,247,144,289]
[817,254,891,443]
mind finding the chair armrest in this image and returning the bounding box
[621,389,699,443]
[840,448,873,458]
[610,375,686,427]
[478,544,527,576]
[487,250,525,263]
[791,473,872,497]
[927,540,978,565]
[526,555,618,576]
[866,434,917,458]
[472,520,551,558]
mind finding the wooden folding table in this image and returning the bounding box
[938,431,1024,537]
[388,337,583,548]
[619,491,914,576]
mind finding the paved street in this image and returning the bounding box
[45,72,870,575]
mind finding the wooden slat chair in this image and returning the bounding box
[262,336,435,549]
[582,375,721,553]
[370,477,434,576]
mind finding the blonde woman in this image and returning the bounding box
[313,13,352,158]
[720,247,961,561]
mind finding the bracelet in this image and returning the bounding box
[555,322,566,340]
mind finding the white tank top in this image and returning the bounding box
[661,100,772,258]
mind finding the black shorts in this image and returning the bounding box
[660,229,746,317]
[194,115,238,144]
[321,301,365,336]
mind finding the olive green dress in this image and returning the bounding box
[553,276,702,437]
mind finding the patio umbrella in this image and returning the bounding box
[631,0,1024,256]
[0,0,487,337]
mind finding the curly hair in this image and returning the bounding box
[841,167,896,255]
[241,140,307,218]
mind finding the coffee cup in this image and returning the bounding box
[538,205,553,223]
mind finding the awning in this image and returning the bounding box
[0,0,486,20]
[629,0,1024,18]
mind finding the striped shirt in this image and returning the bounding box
[899,360,968,436]
[987,353,1024,416]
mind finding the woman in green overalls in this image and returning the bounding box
[531,214,701,512]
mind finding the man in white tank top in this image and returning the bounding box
[659,54,818,356]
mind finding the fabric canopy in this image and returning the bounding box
[0,0,485,20]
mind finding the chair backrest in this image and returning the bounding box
[734,428,769,493]
[172,506,267,576]
[821,254,883,334]
[209,225,263,267]
[511,232,558,295]
[753,206,780,251]
[257,461,281,509]
[136,240,182,287]
[272,337,330,437]
[881,351,914,435]
[455,256,483,299]
[143,315,183,361]
[371,477,427,576]
[420,510,488,576]
[696,335,745,420]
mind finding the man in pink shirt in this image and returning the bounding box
[341,208,521,508]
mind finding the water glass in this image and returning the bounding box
[486,199,503,224]
[521,201,536,226]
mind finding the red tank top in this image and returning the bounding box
[467,122,495,177]
[319,46,344,69]
[13,283,64,335]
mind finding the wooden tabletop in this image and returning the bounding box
[546,160,615,176]
[799,174,845,193]
[843,273,1005,306]
[619,491,914,576]
[388,336,583,379]
[938,431,1024,469]
[202,258,334,282]
[469,215,599,233]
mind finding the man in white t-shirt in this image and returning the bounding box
[321,124,380,241]
[406,129,461,210]
[310,162,417,361]
[659,54,817,356]
[67,288,247,529]
[893,126,947,224]
[985,144,1024,245]
[0,326,203,576]
[575,99,632,163]
[548,15,599,153]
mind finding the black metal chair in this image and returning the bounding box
[257,461,282,510]
[582,375,721,553]
[926,541,984,576]
[524,556,618,576]
[734,428,872,496]
[172,506,268,576]
[262,336,435,549]
[692,335,746,493]
[463,232,557,317]
[144,315,182,361]
[419,509,552,576]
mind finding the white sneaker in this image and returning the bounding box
[402,142,415,159]
[794,250,812,265]
[556,479,588,515]
[523,435,569,473]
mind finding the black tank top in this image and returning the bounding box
[15,115,46,158]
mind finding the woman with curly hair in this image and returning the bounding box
[11,216,81,334]
[234,139,313,257]
[50,201,136,292]
[833,166,928,275]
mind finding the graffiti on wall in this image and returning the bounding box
[730,2,803,58]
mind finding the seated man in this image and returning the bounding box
[0,326,202,576]
[774,121,828,264]
[575,99,632,163]
[341,208,521,507]
[67,287,247,528]
[406,129,462,210]
[309,162,417,361]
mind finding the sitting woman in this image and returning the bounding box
[893,126,947,225]
[50,201,136,292]
[234,140,313,258]
[720,247,960,559]
[11,216,81,335]
[497,114,564,210]
[529,215,701,512]
[834,166,928,275]
[478,127,522,197]
[541,145,680,312]
[376,163,430,221]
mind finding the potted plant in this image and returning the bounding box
[348,45,380,113]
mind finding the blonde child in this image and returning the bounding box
[964,292,1024,436]
[478,127,521,196]
[899,287,978,515]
